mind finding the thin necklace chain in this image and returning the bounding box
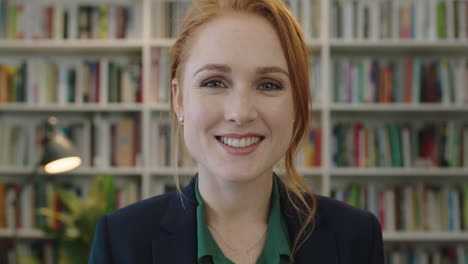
[207,224,267,264]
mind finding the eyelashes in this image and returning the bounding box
[200,77,226,88]
[200,77,284,91]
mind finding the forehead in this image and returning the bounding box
[183,12,289,77]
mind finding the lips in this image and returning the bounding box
[217,136,263,148]
[215,133,264,146]
[214,133,265,155]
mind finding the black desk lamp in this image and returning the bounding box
[13,116,82,219]
[40,116,82,174]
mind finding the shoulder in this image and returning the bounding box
[278,178,381,238]
[313,195,384,262]
[315,195,383,251]
[109,191,175,220]
[314,194,380,232]
[314,194,382,238]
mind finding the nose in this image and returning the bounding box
[224,87,258,126]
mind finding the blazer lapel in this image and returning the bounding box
[278,179,338,264]
[151,175,338,263]
[152,178,198,264]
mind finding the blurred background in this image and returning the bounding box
[0,0,467,263]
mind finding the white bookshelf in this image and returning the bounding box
[331,167,468,177]
[383,232,468,242]
[330,39,468,51]
[0,0,466,249]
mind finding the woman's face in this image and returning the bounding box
[173,13,294,183]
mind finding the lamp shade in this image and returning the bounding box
[40,117,82,174]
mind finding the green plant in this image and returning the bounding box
[38,175,116,264]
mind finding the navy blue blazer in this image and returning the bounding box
[88,177,384,263]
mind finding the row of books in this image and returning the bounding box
[151,1,190,38]
[150,48,322,104]
[0,57,142,104]
[93,116,142,168]
[0,180,139,230]
[152,0,323,40]
[5,118,468,170]
[150,48,171,104]
[0,1,141,40]
[332,57,468,104]
[283,0,321,39]
[385,244,467,264]
[310,57,322,104]
[0,115,141,168]
[331,0,468,40]
[332,183,468,232]
[332,121,468,168]
[295,127,322,167]
[150,120,196,168]
[0,119,92,168]
[0,240,55,264]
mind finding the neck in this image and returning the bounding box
[197,169,273,228]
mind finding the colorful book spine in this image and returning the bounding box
[333,57,468,104]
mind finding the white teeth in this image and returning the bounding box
[219,136,261,148]
[240,138,246,147]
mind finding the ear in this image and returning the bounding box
[172,78,183,119]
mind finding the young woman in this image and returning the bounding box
[88,0,384,263]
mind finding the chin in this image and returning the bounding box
[212,165,271,184]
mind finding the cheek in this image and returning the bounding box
[185,94,221,126]
[261,98,294,137]
[183,95,221,150]
[273,98,295,143]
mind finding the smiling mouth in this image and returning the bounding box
[215,136,265,148]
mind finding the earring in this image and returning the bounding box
[179,116,184,125]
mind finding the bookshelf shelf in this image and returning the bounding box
[0,229,52,240]
[311,104,323,111]
[150,39,176,47]
[331,168,468,177]
[383,232,468,242]
[297,167,324,176]
[0,166,36,176]
[330,103,468,113]
[306,38,323,47]
[149,104,171,111]
[0,40,143,52]
[329,40,468,52]
[0,103,143,112]
[67,167,144,176]
[0,167,144,176]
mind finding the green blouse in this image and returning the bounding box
[195,177,291,264]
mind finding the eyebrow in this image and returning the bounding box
[193,64,290,78]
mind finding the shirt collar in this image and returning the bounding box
[195,176,291,263]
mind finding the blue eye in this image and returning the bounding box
[201,79,226,88]
[259,81,283,90]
